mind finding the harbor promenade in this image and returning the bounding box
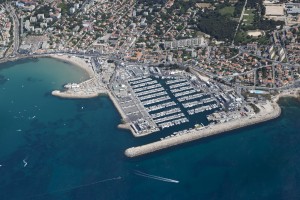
[107,91,136,134]
[125,100,282,157]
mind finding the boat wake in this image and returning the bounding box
[28,115,36,120]
[26,176,122,199]
[134,170,179,183]
[23,158,28,167]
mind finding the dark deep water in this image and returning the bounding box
[0,58,300,200]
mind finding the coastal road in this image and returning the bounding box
[6,4,20,56]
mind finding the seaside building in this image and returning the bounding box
[164,37,207,49]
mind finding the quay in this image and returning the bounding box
[125,100,282,158]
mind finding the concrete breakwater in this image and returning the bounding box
[52,90,105,98]
[125,101,281,158]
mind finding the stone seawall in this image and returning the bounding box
[125,101,281,158]
[52,90,103,98]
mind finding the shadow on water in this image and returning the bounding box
[44,91,53,97]
[26,77,43,83]
[0,74,8,85]
[0,58,39,70]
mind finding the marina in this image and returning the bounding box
[51,61,242,137]
[51,59,268,145]
[187,103,219,115]
[182,97,216,108]
[139,91,168,101]
[125,99,282,157]
[141,95,171,106]
[135,87,165,97]
[146,101,176,112]
[108,64,229,136]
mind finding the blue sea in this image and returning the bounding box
[0,58,300,200]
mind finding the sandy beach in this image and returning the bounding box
[0,54,95,80]
[49,54,95,78]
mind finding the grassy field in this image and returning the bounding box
[219,6,235,16]
[243,9,255,26]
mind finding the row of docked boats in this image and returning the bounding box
[133,83,161,92]
[170,85,194,93]
[146,101,176,112]
[173,89,197,98]
[64,83,80,89]
[178,93,205,102]
[169,81,190,89]
[154,113,185,124]
[131,80,157,89]
[139,91,167,101]
[135,87,164,97]
[160,128,193,140]
[151,108,181,119]
[158,117,189,129]
[182,97,215,108]
[142,95,171,106]
[166,78,186,85]
[187,103,219,115]
[129,77,152,85]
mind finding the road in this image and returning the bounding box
[232,0,248,45]
[5,4,20,56]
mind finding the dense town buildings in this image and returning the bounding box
[1,0,300,93]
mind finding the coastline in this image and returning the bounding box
[0,54,95,79]
[4,55,299,157]
[53,87,135,133]
[124,90,299,158]
[272,89,300,102]
[48,54,95,79]
[42,55,134,134]
[51,90,104,99]
[107,91,136,134]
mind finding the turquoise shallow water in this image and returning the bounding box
[0,58,300,200]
